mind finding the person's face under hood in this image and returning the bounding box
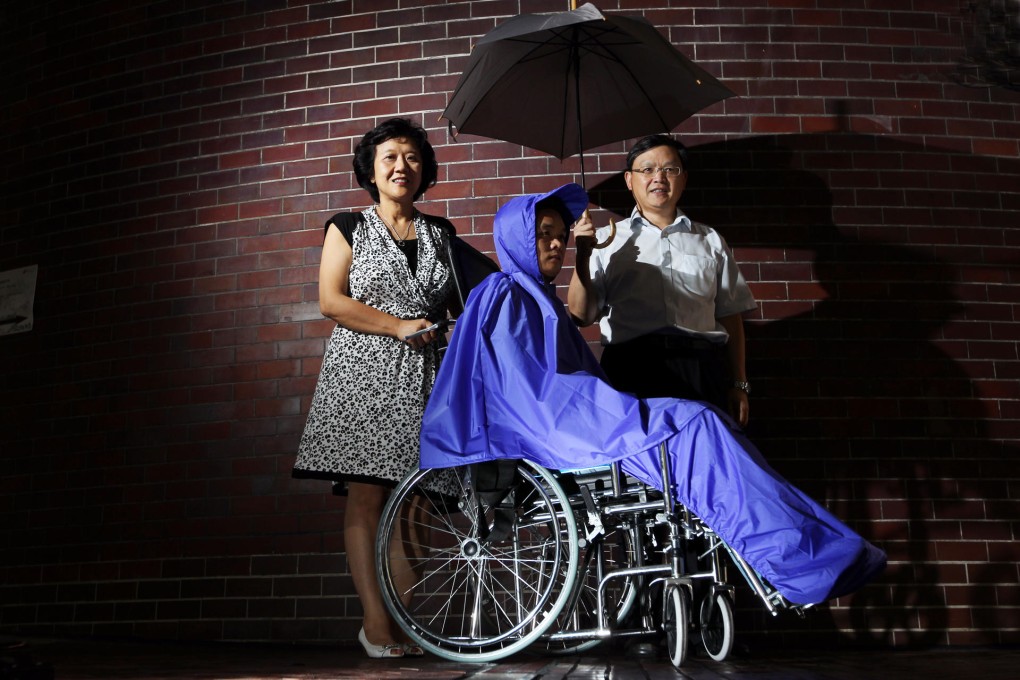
[535,209,568,283]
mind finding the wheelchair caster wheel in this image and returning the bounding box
[699,591,734,661]
[663,584,689,668]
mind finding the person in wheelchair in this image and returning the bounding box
[420,183,885,607]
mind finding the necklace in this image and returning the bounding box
[378,210,414,247]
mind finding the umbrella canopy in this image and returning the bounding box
[441,2,735,176]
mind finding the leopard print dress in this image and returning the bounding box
[293,207,454,490]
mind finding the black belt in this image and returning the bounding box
[615,333,719,352]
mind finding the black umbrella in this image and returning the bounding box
[440,2,735,186]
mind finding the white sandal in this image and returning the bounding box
[358,628,404,659]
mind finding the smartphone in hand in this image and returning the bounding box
[404,320,446,341]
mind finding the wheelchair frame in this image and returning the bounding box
[375,443,804,668]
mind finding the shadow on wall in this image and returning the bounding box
[589,132,1020,647]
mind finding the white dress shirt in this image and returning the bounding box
[588,207,757,345]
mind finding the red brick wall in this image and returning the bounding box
[1,0,1018,648]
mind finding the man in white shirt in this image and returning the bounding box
[568,135,756,427]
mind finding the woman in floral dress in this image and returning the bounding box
[293,118,455,658]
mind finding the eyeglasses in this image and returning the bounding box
[630,166,684,177]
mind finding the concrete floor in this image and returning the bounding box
[3,636,1019,680]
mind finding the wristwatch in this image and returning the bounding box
[733,380,751,395]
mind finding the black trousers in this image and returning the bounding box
[600,334,730,411]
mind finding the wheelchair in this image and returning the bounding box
[375,442,806,668]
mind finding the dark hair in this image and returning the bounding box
[352,118,438,203]
[535,197,574,241]
[625,134,689,172]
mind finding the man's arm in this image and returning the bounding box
[567,211,599,326]
[718,313,750,427]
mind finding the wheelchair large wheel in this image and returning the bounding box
[663,584,689,669]
[376,461,578,662]
[541,522,640,654]
[699,590,734,661]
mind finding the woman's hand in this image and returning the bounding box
[398,318,441,350]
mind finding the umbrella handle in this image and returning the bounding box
[593,218,616,249]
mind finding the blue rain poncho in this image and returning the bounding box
[420,183,885,605]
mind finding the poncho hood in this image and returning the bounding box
[494,182,589,285]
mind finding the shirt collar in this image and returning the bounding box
[629,206,692,232]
